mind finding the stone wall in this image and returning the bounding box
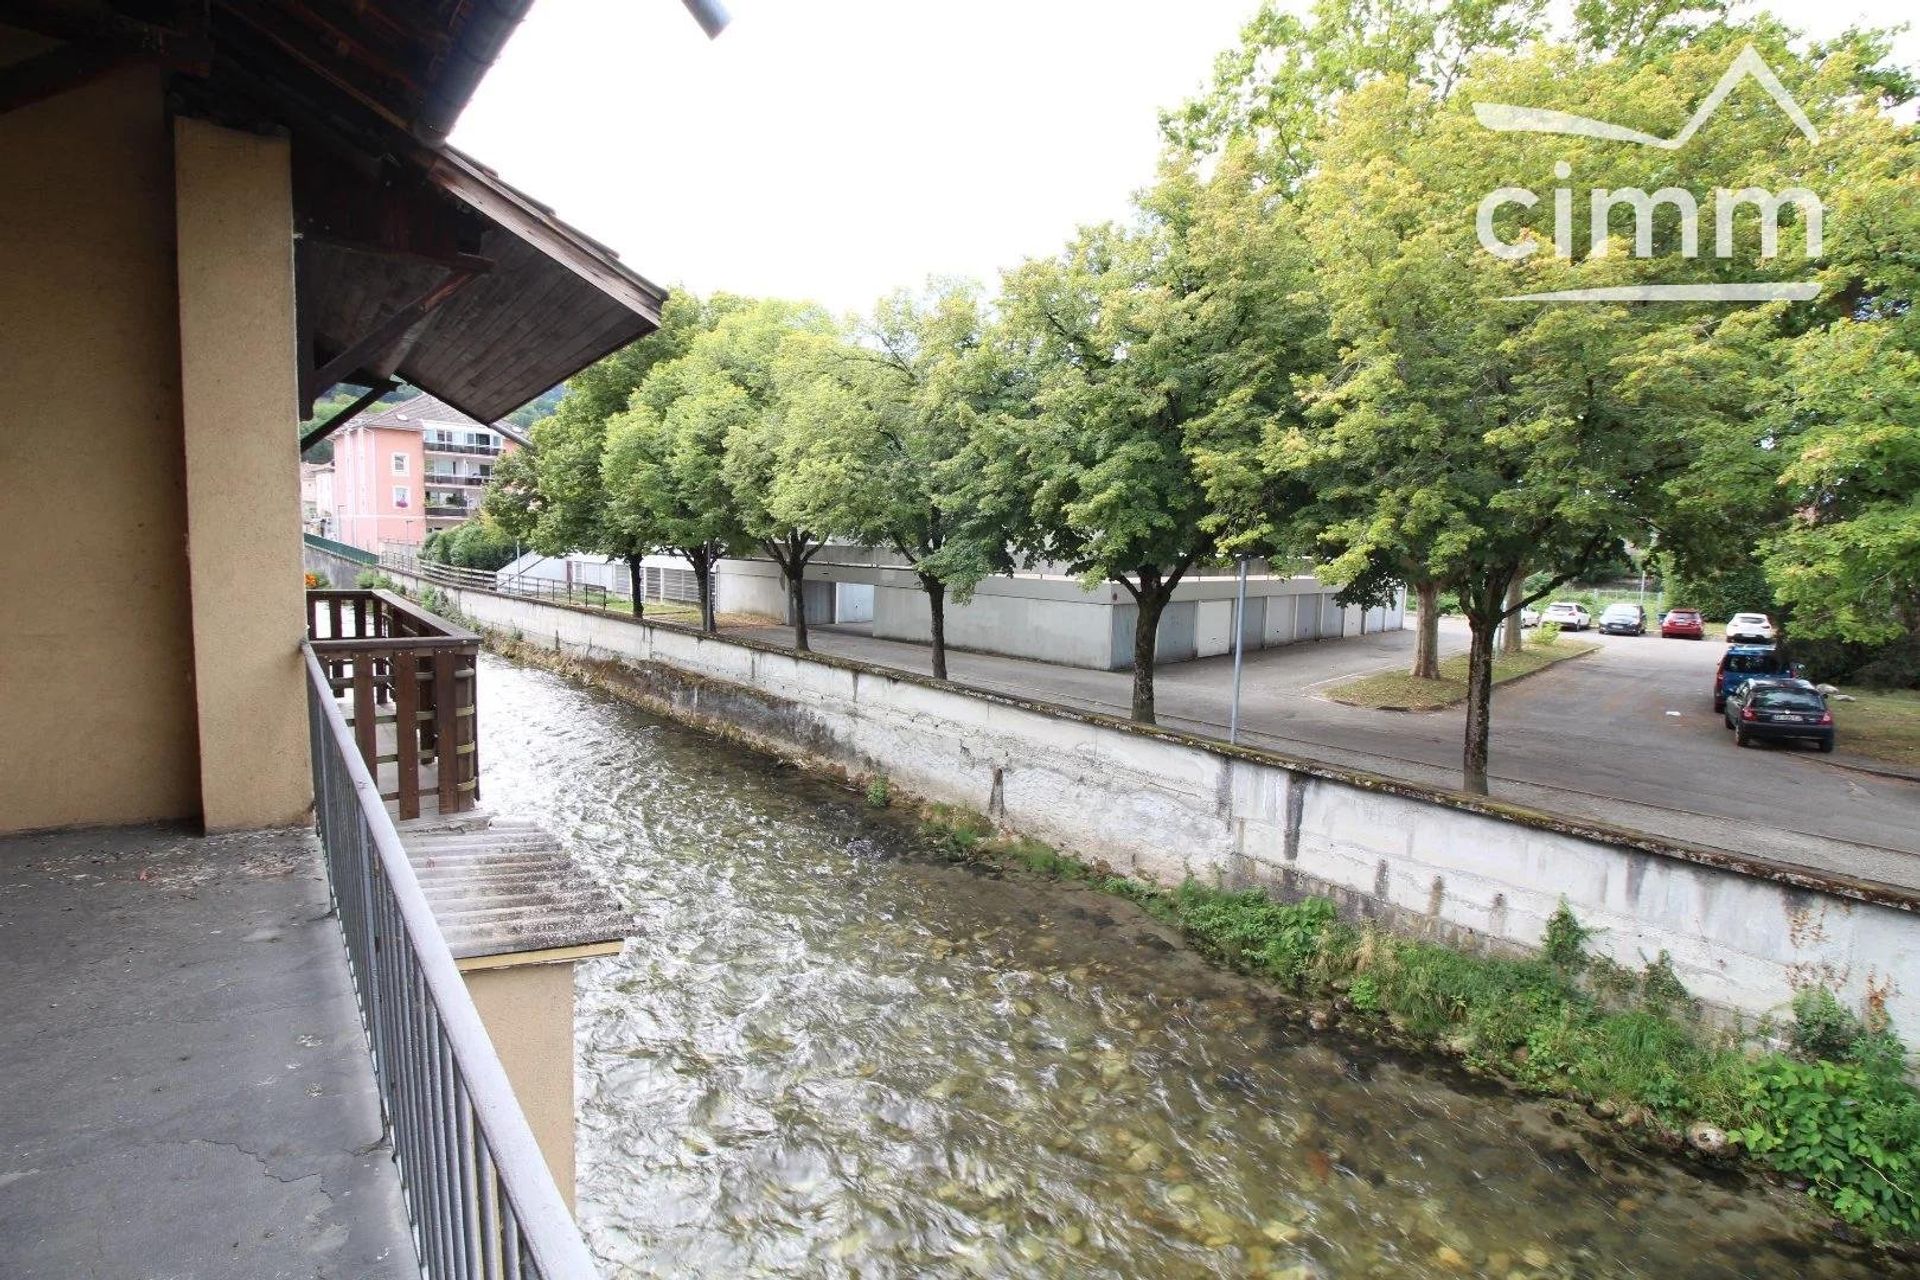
[387,567,1920,1035]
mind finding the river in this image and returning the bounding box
[476,654,1897,1279]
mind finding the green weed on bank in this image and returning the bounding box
[916,805,1920,1240]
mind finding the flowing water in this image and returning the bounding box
[476,654,1901,1279]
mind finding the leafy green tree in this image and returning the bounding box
[485,293,734,612]
[422,518,519,571]
[983,148,1316,724]
[764,282,1013,678]
[1762,322,1920,654]
[686,299,837,650]
[1162,0,1559,183]
[602,358,754,633]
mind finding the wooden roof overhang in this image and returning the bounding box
[0,1,672,428]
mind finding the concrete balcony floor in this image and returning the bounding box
[0,825,416,1279]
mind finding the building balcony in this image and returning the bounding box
[0,823,417,1278]
[423,439,502,457]
[425,503,469,519]
[422,472,490,486]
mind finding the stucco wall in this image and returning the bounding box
[174,117,311,831]
[462,961,578,1210]
[387,568,1920,1037]
[0,56,202,831]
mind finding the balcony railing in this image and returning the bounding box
[306,589,479,820]
[423,473,490,486]
[303,644,597,1279]
[424,439,503,457]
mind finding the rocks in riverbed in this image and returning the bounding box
[1687,1123,1731,1157]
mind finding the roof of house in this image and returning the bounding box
[351,391,534,448]
[76,0,675,423]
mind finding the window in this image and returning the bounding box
[393,486,410,509]
[391,453,408,475]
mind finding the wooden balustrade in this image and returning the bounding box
[305,589,480,819]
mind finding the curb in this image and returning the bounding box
[1801,753,1920,785]
[1322,643,1600,712]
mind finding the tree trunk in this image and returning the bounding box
[1132,590,1167,725]
[921,572,948,680]
[1462,608,1499,796]
[787,547,810,652]
[1502,565,1525,654]
[627,555,645,620]
[691,549,716,634]
[1411,580,1441,679]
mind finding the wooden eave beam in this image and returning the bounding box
[0,2,209,116]
[300,378,395,453]
[308,267,480,397]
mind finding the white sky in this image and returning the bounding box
[453,0,1918,318]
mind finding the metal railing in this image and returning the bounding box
[424,439,504,457]
[304,644,598,1279]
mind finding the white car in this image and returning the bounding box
[1543,602,1591,630]
[1727,612,1776,643]
[1517,606,1542,628]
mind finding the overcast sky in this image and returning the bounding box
[453,0,1919,319]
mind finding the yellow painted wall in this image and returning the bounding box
[0,53,201,831]
[173,117,312,830]
[463,961,579,1209]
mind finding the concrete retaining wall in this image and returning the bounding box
[389,568,1919,1035]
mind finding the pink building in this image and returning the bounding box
[328,392,528,553]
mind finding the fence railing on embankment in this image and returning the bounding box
[304,531,380,566]
[303,643,598,1279]
[381,549,653,613]
[307,588,480,821]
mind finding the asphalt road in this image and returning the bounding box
[723,615,1920,892]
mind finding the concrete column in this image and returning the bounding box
[461,952,607,1210]
[173,116,311,831]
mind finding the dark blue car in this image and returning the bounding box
[1724,678,1835,753]
[1713,645,1800,711]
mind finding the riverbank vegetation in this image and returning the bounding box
[917,805,1920,1241]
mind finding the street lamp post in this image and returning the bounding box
[1229,554,1250,744]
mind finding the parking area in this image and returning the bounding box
[728,614,1920,891]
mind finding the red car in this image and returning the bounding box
[1661,607,1706,639]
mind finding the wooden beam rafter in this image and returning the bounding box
[0,1,210,117]
[308,267,479,397]
[300,378,396,453]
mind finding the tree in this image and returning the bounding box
[484,293,735,613]
[686,299,838,650]
[764,282,1013,678]
[983,147,1316,723]
[1274,20,1912,790]
[1161,0,1559,184]
[422,518,518,571]
[602,357,754,633]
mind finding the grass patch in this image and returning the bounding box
[1327,638,1598,710]
[917,804,1920,1240]
[1831,690,1920,769]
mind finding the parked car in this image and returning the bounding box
[1726,612,1776,643]
[1661,607,1706,639]
[1517,606,1542,628]
[1723,678,1835,752]
[1597,602,1646,635]
[1543,602,1591,631]
[1714,644,1802,711]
